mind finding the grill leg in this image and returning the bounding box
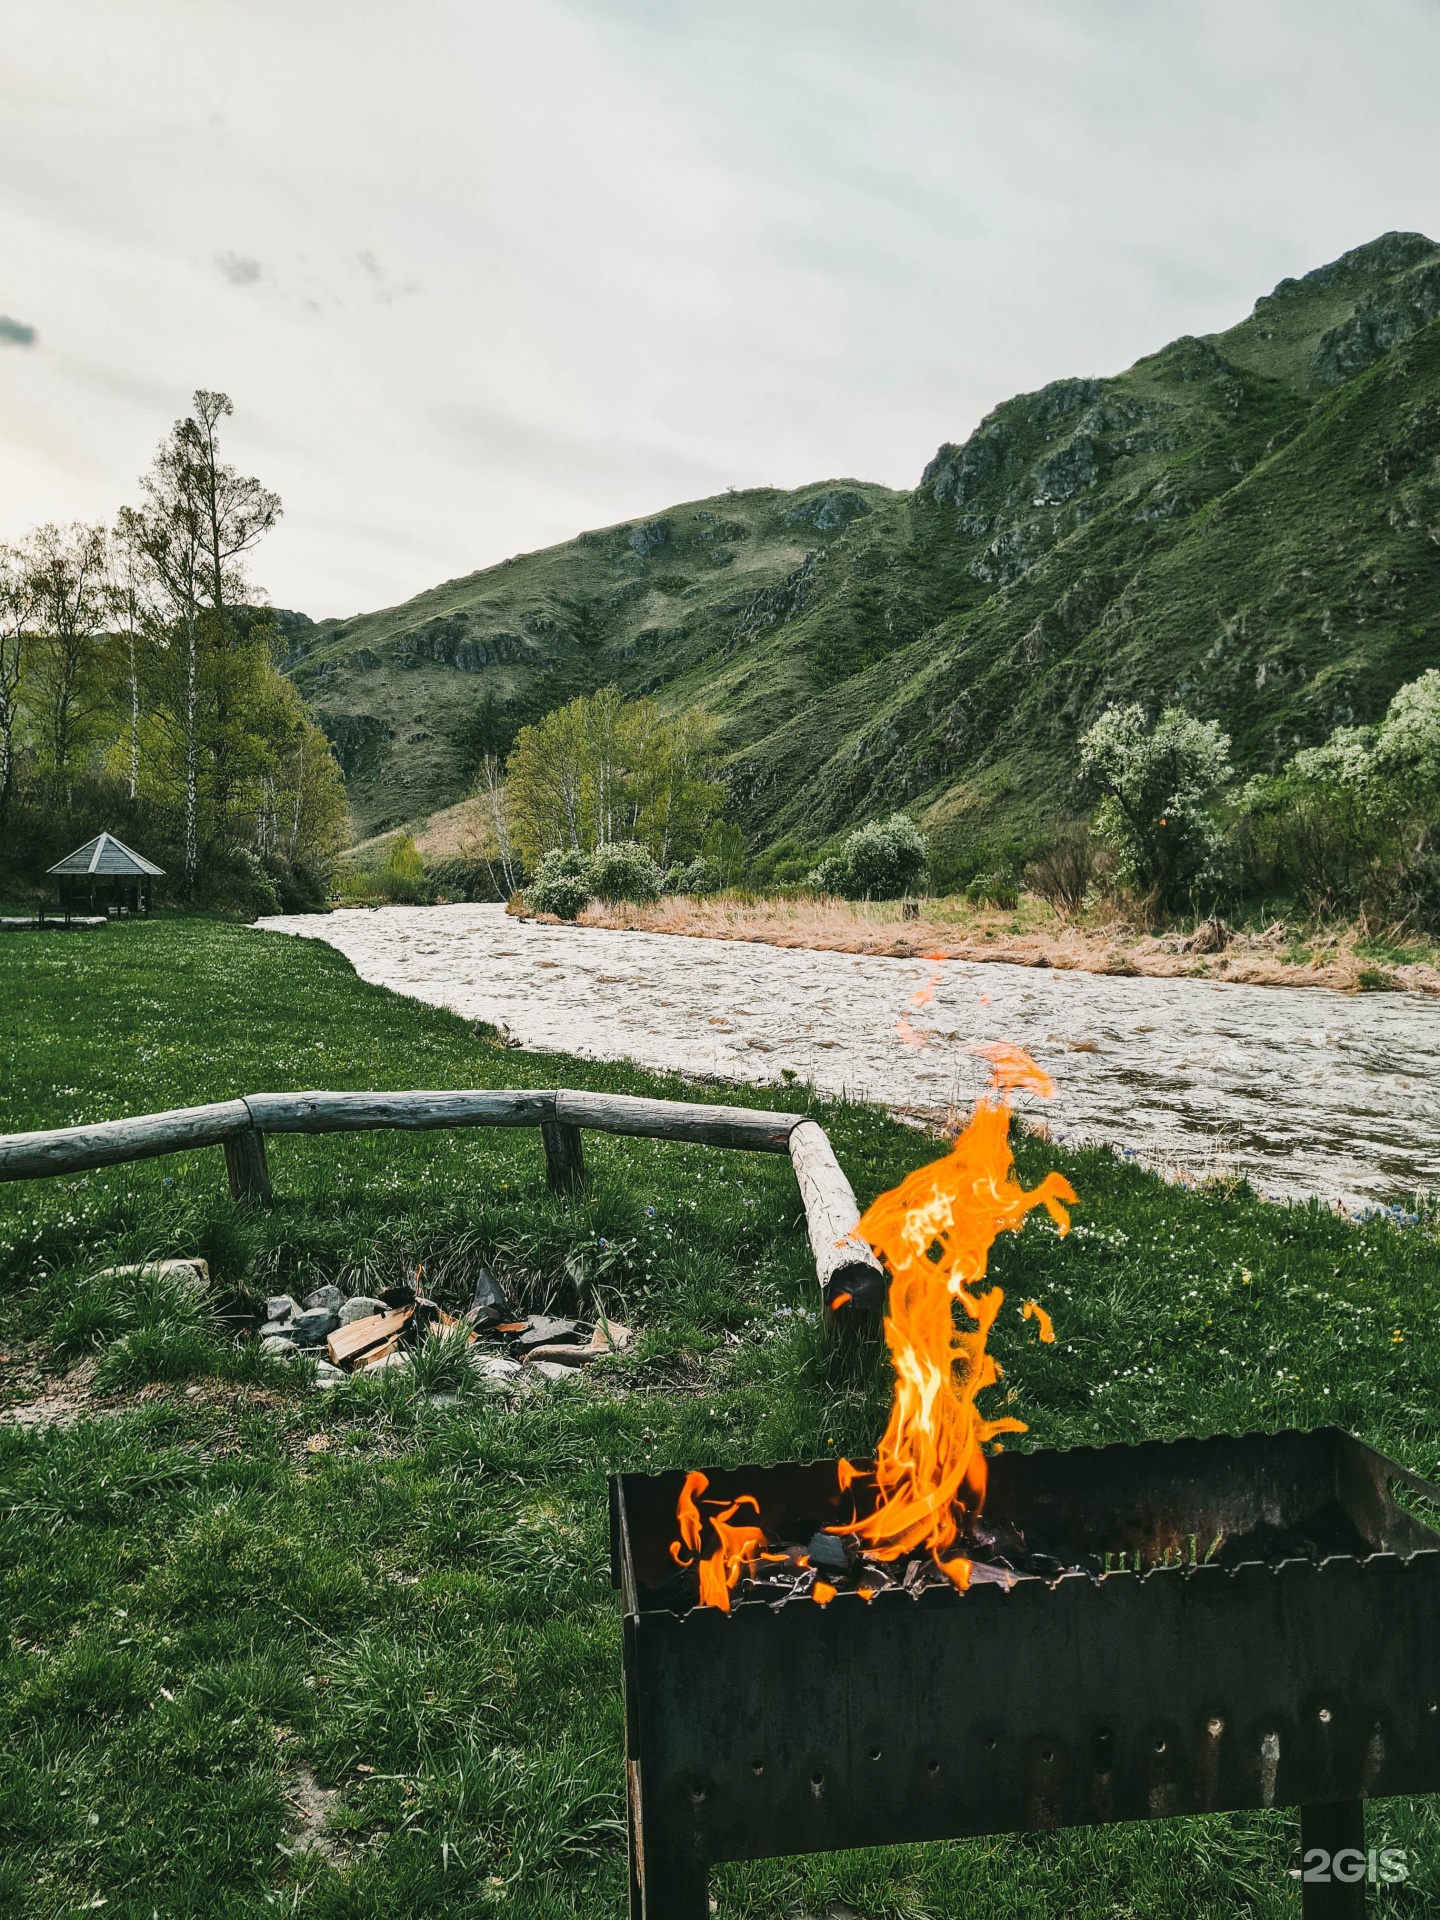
[636,1843,707,1920]
[1300,1801,1366,1918]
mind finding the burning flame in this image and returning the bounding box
[671,1470,770,1609]
[832,1046,1074,1585]
[671,1044,1074,1608]
[895,955,948,1050]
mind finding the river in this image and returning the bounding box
[256,904,1440,1209]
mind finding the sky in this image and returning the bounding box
[2,0,1439,620]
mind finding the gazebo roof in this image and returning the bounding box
[47,832,165,879]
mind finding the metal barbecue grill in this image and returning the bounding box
[611,1427,1440,1918]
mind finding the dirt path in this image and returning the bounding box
[256,905,1440,1209]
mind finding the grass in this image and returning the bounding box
[2,917,1439,1916]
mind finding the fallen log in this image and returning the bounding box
[787,1119,887,1323]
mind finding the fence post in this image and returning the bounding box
[541,1120,586,1195]
[224,1128,273,1206]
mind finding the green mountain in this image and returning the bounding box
[286,231,1440,867]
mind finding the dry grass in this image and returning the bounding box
[578,893,1440,997]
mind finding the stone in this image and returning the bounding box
[338,1295,387,1325]
[261,1335,300,1358]
[313,1361,347,1388]
[303,1284,345,1313]
[514,1316,578,1352]
[93,1257,209,1294]
[477,1356,521,1386]
[260,1320,299,1342]
[531,1360,583,1385]
[366,1350,411,1373]
[266,1294,300,1324]
[466,1266,514,1326]
[292,1307,339,1345]
[426,1392,462,1409]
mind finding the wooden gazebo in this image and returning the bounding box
[46,833,164,922]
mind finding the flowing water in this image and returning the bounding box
[256,904,1440,1209]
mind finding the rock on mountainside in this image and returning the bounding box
[289,233,1440,860]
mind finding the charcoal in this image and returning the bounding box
[806,1531,851,1573]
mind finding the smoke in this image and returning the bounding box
[0,315,37,347]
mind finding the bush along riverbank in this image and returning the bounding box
[2,918,1439,1915]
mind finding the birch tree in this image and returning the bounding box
[0,544,34,820]
[25,521,111,784]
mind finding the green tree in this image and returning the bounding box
[0,544,35,821]
[1079,704,1232,911]
[23,522,113,786]
[118,391,334,893]
[505,687,722,868]
[1238,669,1440,923]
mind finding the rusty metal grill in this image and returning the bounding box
[610,1427,1440,1918]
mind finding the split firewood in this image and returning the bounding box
[327,1308,409,1367]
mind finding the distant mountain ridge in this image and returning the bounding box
[285,231,1440,863]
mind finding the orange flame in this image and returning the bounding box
[832,1046,1074,1580]
[895,955,947,1049]
[671,1470,769,1611]
[670,1044,1074,1609]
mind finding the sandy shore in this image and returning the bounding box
[575,897,1440,997]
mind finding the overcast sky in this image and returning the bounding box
[2,0,1439,618]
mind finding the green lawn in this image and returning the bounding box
[2,918,1438,1918]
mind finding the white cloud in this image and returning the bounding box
[0,0,1437,615]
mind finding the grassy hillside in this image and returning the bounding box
[289,233,1440,859]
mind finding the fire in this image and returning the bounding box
[672,1043,1074,1608]
[671,1470,769,1609]
[833,1046,1074,1583]
[895,955,948,1049]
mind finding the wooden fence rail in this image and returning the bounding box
[0,1088,886,1321]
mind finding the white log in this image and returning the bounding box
[0,1100,252,1181]
[554,1089,798,1152]
[242,1088,557,1133]
[788,1118,887,1316]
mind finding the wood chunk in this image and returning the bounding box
[589,1318,632,1353]
[524,1344,599,1367]
[326,1308,409,1367]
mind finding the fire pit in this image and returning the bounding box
[611,1426,1440,1918]
[611,1044,1440,1916]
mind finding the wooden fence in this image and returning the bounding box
[0,1088,886,1319]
